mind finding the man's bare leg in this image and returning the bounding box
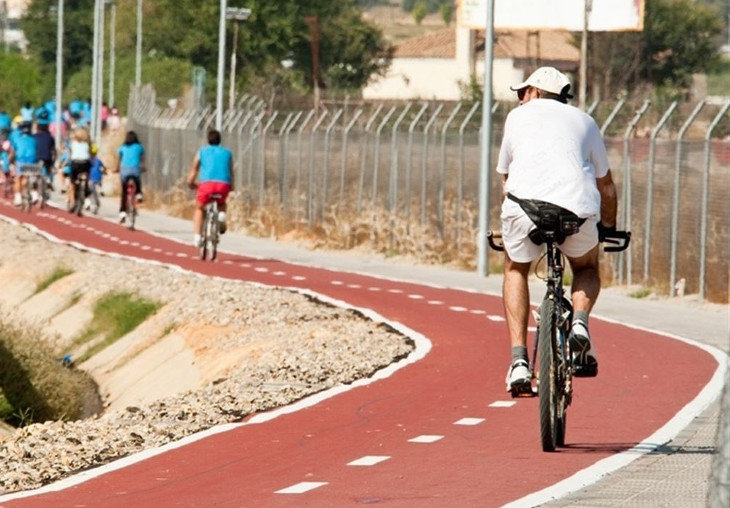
[567,244,600,376]
[503,254,533,392]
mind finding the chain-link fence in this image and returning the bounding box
[128,87,730,302]
[710,363,730,507]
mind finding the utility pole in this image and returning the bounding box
[55,0,64,143]
[215,0,227,130]
[135,0,142,88]
[225,7,251,110]
[579,0,592,109]
[305,16,320,111]
[91,0,100,137]
[108,1,116,107]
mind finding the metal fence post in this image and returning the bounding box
[457,101,481,249]
[357,105,383,212]
[247,111,265,196]
[294,109,316,215]
[586,99,600,117]
[321,108,343,220]
[405,104,428,216]
[600,99,626,136]
[372,106,397,203]
[438,102,462,237]
[643,101,677,282]
[670,100,705,296]
[258,111,279,206]
[307,111,328,224]
[699,102,729,299]
[281,111,302,209]
[619,99,650,285]
[340,108,363,202]
[388,103,413,211]
[421,105,444,225]
[276,112,294,205]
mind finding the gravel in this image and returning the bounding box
[0,220,414,493]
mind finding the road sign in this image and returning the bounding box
[459,0,644,31]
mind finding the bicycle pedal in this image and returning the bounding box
[573,363,598,378]
[509,380,533,398]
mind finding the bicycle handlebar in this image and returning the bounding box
[486,229,631,253]
[487,231,505,252]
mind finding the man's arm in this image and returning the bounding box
[187,152,200,188]
[596,170,617,228]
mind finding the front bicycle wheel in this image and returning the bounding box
[200,210,210,260]
[538,297,558,452]
[210,214,219,261]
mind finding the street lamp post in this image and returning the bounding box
[108,1,116,107]
[135,0,142,88]
[215,0,227,130]
[54,0,64,143]
[90,0,100,137]
[226,7,251,111]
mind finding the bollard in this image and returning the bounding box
[619,99,650,286]
[388,103,413,211]
[670,100,705,296]
[340,109,363,202]
[438,103,463,238]
[405,104,429,217]
[421,105,444,226]
[457,101,481,249]
[643,101,677,282]
[699,102,729,299]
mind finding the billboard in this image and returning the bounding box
[459,0,644,31]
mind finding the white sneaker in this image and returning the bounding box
[136,193,143,203]
[118,211,126,224]
[13,192,21,206]
[569,322,598,377]
[194,234,203,248]
[84,198,91,210]
[505,359,532,394]
[217,211,227,234]
[31,190,39,203]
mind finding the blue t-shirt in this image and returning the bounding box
[15,134,37,164]
[0,113,11,130]
[89,156,104,182]
[118,143,145,177]
[9,128,21,149]
[34,131,55,161]
[1,152,10,172]
[199,145,232,184]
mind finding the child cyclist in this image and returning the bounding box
[86,145,106,214]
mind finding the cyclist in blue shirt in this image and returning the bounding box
[0,130,15,195]
[13,122,38,205]
[187,129,234,247]
[115,130,145,223]
[20,102,34,123]
[0,110,11,131]
[87,145,106,214]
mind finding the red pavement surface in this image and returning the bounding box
[0,202,718,507]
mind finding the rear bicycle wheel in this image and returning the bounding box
[199,209,210,260]
[538,297,558,452]
[21,184,31,212]
[209,204,219,261]
[39,177,47,209]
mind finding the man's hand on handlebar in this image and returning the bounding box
[597,222,616,243]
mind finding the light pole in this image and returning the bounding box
[90,0,100,137]
[108,0,116,107]
[225,7,251,111]
[135,0,142,88]
[215,0,227,130]
[54,0,64,143]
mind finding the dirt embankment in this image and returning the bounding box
[0,219,413,493]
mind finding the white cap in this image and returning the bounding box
[510,66,573,99]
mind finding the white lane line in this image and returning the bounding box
[176,253,187,258]
[223,260,234,265]
[141,246,151,251]
[387,288,403,294]
[408,294,424,300]
[164,252,173,256]
[489,401,516,408]
[470,310,486,315]
[240,263,251,268]
[347,455,391,467]
[487,315,506,322]
[109,236,119,242]
[292,275,306,281]
[119,240,129,246]
[528,326,537,332]
[368,287,381,291]
[409,435,444,443]
[153,248,162,253]
[346,284,361,289]
[331,280,344,285]
[275,482,328,494]
[449,306,468,312]
[254,267,269,273]
[273,271,286,276]
[454,417,485,426]
[428,300,443,305]
[130,242,140,247]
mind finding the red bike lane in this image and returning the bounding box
[0,202,721,507]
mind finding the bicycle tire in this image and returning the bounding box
[200,208,210,260]
[127,182,137,230]
[39,177,47,209]
[210,204,219,261]
[21,184,30,212]
[538,297,558,452]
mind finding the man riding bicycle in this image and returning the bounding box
[13,122,38,206]
[497,67,618,393]
[34,110,56,196]
[187,129,234,248]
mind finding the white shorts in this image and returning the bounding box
[501,211,599,263]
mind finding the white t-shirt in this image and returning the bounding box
[70,141,90,162]
[496,99,610,219]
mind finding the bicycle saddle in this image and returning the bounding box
[507,193,585,245]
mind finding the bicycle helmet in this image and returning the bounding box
[37,110,50,126]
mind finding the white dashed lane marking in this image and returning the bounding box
[408,294,424,300]
[240,263,251,268]
[489,401,516,408]
[428,300,443,305]
[368,287,381,291]
[254,267,269,273]
[331,280,344,285]
[408,435,444,443]
[346,284,361,289]
[292,276,306,281]
[528,326,537,332]
[454,417,485,426]
[449,306,468,312]
[223,260,234,265]
[487,315,506,322]
[347,456,391,467]
[275,482,328,494]
[387,289,403,294]
[273,271,286,276]
[470,310,486,315]
[176,253,187,258]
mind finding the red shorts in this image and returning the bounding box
[196,181,231,206]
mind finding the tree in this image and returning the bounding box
[440,3,454,26]
[412,2,428,25]
[0,53,45,112]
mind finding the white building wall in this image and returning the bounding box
[363,56,525,102]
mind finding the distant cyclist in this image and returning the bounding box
[13,122,38,205]
[0,130,15,192]
[20,102,34,123]
[116,130,145,224]
[87,144,106,214]
[187,129,234,248]
[497,67,618,392]
[0,109,11,131]
[69,127,91,211]
[34,110,56,192]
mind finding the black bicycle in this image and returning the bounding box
[488,194,630,452]
[200,193,222,261]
